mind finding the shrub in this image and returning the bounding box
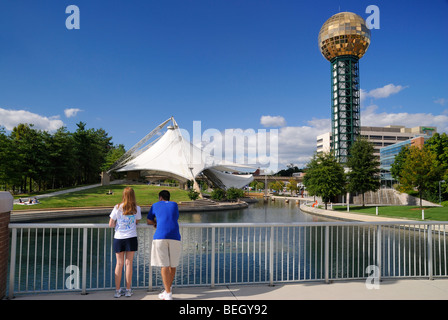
[211,188,226,201]
[226,187,245,201]
[187,190,200,200]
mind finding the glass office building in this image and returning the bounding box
[380,136,429,186]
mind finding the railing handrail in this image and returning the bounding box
[7,220,448,298]
[8,220,448,229]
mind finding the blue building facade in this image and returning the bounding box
[380,135,430,186]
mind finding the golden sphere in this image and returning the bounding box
[318,12,371,61]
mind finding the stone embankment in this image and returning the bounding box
[10,199,248,222]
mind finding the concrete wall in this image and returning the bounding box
[0,192,13,299]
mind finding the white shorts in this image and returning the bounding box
[151,239,182,267]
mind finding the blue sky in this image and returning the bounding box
[0,0,447,169]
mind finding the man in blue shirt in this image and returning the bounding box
[147,190,181,300]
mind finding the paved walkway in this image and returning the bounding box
[11,279,448,300]
[300,204,415,222]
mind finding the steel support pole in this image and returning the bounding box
[8,228,17,299]
[211,227,215,288]
[325,225,330,284]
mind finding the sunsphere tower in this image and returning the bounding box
[318,12,371,163]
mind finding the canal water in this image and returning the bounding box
[45,198,324,224]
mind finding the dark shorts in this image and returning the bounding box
[113,237,138,253]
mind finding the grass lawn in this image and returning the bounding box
[12,184,191,210]
[333,205,448,221]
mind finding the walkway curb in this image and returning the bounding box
[300,204,413,222]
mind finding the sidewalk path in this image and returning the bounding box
[300,204,415,222]
[11,279,448,300]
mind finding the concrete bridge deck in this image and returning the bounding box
[10,278,448,300]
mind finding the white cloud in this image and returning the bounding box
[260,115,286,127]
[361,105,448,133]
[189,105,448,172]
[434,98,447,106]
[276,107,448,168]
[263,105,448,169]
[276,119,330,167]
[64,108,82,118]
[361,83,407,103]
[198,118,330,170]
[0,108,64,132]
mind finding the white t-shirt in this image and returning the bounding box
[109,204,142,239]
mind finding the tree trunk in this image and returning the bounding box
[362,191,365,207]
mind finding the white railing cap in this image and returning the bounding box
[0,192,13,213]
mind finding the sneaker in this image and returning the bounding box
[158,290,173,300]
[114,289,123,298]
[125,289,133,297]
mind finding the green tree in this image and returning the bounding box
[1,127,21,192]
[0,127,11,189]
[101,144,126,172]
[73,122,112,185]
[390,145,411,181]
[46,127,76,189]
[303,152,346,209]
[425,133,448,198]
[0,122,117,193]
[10,124,47,193]
[398,146,443,207]
[269,181,284,194]
[276,164,302,177]
[287,178,298,195]
[425,132,448,170]
[346,139,380,206]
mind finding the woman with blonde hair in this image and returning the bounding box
[109,187,141,297]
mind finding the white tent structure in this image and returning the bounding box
[108,117,254,190]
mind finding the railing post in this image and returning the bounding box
[211,227,215,288]
[148,232,153,291]
[325,225,330,284]
[269,226,274,286]
[377,225,382,283]
[428,224,433,280]
[8,228,17,299]
[81,227,88,294]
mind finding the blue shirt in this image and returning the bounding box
[147,201,181,241]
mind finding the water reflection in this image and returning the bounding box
[46,199,325,224]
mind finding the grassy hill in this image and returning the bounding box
[13,184,190,210]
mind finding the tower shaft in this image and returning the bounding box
[331,55,360,163]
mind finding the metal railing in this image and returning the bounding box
[7,221,448,298]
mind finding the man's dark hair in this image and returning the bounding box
[159,190,170,201]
